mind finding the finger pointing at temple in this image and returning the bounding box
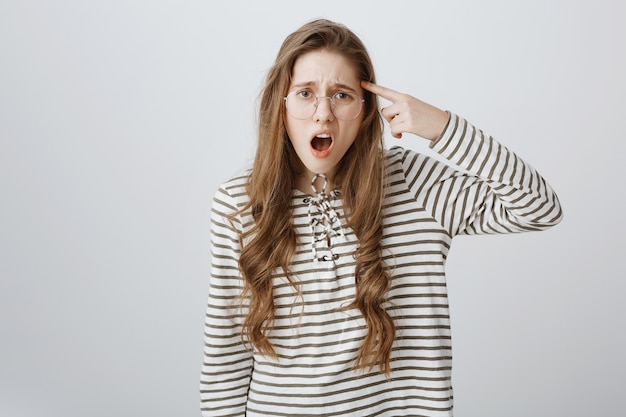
[361,80,449,142]
[361,81,405,102]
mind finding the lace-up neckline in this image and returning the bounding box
[301,174,345,262]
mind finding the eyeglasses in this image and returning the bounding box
[284,90,365,121]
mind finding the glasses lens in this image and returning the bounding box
[285,92,363,120]
[332,92,362,120]
[285,92,316,119]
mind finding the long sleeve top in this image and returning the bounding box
[200,113,562,416]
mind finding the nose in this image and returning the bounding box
[314,96,334,122]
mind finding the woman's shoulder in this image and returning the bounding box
[218,172,249,193]
[384,145,457,182]
[212,171,251,210]
[385,145,412,161]
[384,145,429,170]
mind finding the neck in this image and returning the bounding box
[296,172,335,196]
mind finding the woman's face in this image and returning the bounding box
[284,49,364,192]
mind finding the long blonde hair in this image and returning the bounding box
[237,19,394,374]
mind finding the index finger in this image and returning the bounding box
[361,81,404,102]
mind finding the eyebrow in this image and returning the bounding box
[289,81,359,93]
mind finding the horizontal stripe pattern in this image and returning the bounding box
[200,113,562,416]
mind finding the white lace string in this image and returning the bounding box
[303,174,344,262]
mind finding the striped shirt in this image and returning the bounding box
[200,113,562,416]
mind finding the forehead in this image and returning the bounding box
[290,49,360,88]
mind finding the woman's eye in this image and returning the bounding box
[334,92,352,101]
[297,90,312,99]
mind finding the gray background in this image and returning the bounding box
[1,1,624,416]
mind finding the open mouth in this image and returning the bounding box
[311,133,333,151]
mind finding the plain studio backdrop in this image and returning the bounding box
[1,1,624,416]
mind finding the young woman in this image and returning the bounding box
[200,19,562,416]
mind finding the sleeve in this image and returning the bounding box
[200,185,252,417]
[401,112,563,237]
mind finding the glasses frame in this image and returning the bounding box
[283,91,365,121]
